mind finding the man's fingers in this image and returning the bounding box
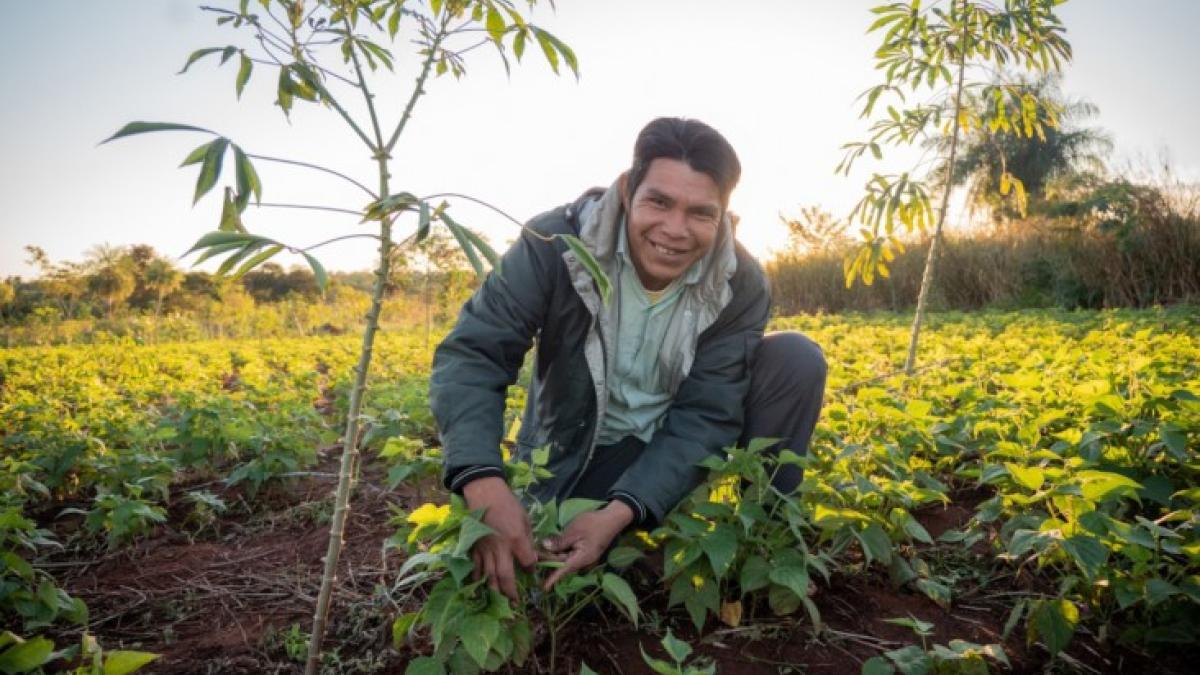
[472,550,483,582]
[513,536,538,568]
[481,548,500,594]
[495,548,519,602]
[543,549,586,591]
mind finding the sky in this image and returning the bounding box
[2,0,1198,278]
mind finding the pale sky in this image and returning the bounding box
[2,0,1198,278]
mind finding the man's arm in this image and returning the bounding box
[430,212,566,600]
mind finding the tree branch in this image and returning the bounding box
[384,17,447,153]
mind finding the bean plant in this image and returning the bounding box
[390,450,640,674]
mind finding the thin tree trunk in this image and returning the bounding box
[905,13,969,375]
[304,220,392,674]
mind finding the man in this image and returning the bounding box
[430,118,826,601]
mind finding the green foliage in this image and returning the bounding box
[640,630,715,675]
[389,453,641,673]
[840,0,1073,287]
[0,631,157,675]
[863,615,1009,675]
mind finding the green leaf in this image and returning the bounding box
[862,655,896,675]
[532,27,559,74]
[180,141,212,167]
[194,137,230,205]
[601,573,640,626]
[235,53,252,98]
[459,615,499,668]
[453,517,495,557]
[0,636,54,673]
[232,145,262,212]
[485,7,505,44]
[442,212,486,279]
[1005,463,1045,491]
[558,498,603,528]
[661,630,692,663]
[884,644,931,675]
[217,187,248,232]
[533,28,578,78]
[915,578,951,610]
[101,121,214,144]
[405,656,446,675]
[856,522,893,565]
[883,615,934,636]
[184,230,259,257]
[558,234,611,304]
[1160,423,1188,460]
[178,47,224,74]
[1145,578,1180,607]
[301,252,328,292]
[513,28,527,60]
[417,201,432,242]
[1061,535,1108,581]
[699,523,738,577]
[102,651,159,675]
[456,222,502,276]
[231,244,283,280]
[739,554,771,592]
[607,546,643,568]
[1076,470,1142,503]
[1027,598,1078,656]
[769,565,809,600]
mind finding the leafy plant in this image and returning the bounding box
[390,451,640,674]
[639,630,715,675]
[0,631,157,675]
[861,615,1009,675]
[101,2,599,669]
[837,0,1074,373]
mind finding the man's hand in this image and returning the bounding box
[541,500,634,590]
[462,476,537,602]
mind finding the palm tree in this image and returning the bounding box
[142,258,183,318]
[932,75,1112,225]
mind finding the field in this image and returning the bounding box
[2,308,1198,674]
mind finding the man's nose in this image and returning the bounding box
[660,208,689,239]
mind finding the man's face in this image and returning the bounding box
[623,158,723,291]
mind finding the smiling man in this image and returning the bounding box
[430,118,827,600]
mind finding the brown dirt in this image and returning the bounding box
[42,471,1192,674]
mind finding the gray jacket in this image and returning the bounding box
[430,182,770,523]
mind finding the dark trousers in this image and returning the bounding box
[572,331,828,500]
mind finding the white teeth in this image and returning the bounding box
[653,243,683,256]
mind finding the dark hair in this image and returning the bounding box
[626,117,742,209]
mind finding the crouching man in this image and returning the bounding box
[429,117,826,601]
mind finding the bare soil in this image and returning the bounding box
[43,473,1190,674]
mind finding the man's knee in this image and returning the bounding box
[757,331,827,393]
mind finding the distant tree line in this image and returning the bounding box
[1,231,479,346]
[771,79,1200,314]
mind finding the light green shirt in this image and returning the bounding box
[597,220,704,445]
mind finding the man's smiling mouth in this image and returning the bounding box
[651,242,687,257]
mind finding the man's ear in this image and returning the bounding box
[618,171,630,209]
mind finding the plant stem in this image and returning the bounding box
[303,218,392,675]
[303,20,400,672]
[246,153,377,196]
[905,3,969,375]
[257,202,365,217]
[385,18,446,154]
